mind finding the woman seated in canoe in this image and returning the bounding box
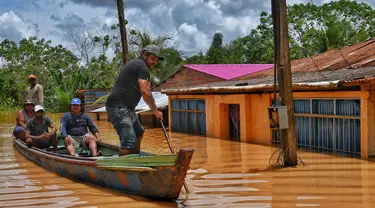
[25,105,58,152]
[60,98,103,157]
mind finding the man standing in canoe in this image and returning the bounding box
[60,98,103,157]
[25,105,57,152]
[106,45,164,156]
[13,100,35,142]
[27,75,44,106]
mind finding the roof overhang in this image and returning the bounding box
[161,79,367,95]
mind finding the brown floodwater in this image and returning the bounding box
[1,112,375,207]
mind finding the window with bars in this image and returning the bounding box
[272,98,361,155]
[171,99,206,135]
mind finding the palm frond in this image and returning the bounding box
[52,87,74,112]
[93,93,110,107]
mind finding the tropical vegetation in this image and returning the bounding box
[0,0,374,112]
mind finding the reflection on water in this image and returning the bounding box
[1,112,375,207]
[0,135,86,207]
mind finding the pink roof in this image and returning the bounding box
[183,64,274,80]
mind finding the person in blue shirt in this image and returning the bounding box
[60,98,102,157]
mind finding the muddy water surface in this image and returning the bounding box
[0,112,375,207]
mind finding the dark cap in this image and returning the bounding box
[142,45,164,61]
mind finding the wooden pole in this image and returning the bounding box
[116,0,129,64]
[272,0,297,166]
[160,120,191,194]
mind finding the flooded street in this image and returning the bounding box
[1,112,375,207]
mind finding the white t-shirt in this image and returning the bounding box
[27,84,44,106]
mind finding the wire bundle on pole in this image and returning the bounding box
[269,136,307,167]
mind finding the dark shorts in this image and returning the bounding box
[13,126,25,136]
[106,106,144,149]
[33,139,52,149]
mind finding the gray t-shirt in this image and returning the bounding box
[26,116,52,136]
[106,58,150,111]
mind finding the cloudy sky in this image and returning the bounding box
[0,0,374,58]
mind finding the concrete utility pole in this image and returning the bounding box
[116,0,129,64]
[271,0,297,166]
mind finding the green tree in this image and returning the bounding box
[240,11,275,63]
[288,0,375,57]
[0,37,80,110]
[223,38,246,64]
[205,32,227,64]
[128,30,172,56]
[126,30,184,86]
[0,35,124,112]
[211,0,375,63]
[184,51,206,64]
[151,47,185,86]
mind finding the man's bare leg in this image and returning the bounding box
[119,134,144,156]
[50,133,57,153]
[136,133,144,153]
[85,135,102,156]
[119,148,138,156]
[64,139,76,156]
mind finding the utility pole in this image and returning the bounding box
[271,0,297,166]
[116,0,129,64]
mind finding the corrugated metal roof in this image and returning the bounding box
[91,92,168,113]
[165,67,375,90]
[162,67,375,95]
[236,37,375,80]
[184,64,273,80]
[135,91,169,112]
[340,76,375,84]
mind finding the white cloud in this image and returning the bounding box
[2,0,375,58]
[183,0,204,7]
[0,11,39,42]
[207,0,220,10]
[179,23,199,36]
[0,0,270,56]
[176,23,210,53]
[222,16,258,36]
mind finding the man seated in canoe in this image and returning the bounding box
[25,105,58,152]
[60,98,103,157]
[13,100,35,142]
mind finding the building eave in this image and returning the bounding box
[162,81,346,95]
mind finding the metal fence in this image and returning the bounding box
[272,98,361,155]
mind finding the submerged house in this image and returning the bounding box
[161,38,375,160]
[162,67,375,159]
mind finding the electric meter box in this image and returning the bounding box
[268,105,289,130]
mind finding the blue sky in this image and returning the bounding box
[0,0,374,58]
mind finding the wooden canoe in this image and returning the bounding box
[13,136,194,200]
